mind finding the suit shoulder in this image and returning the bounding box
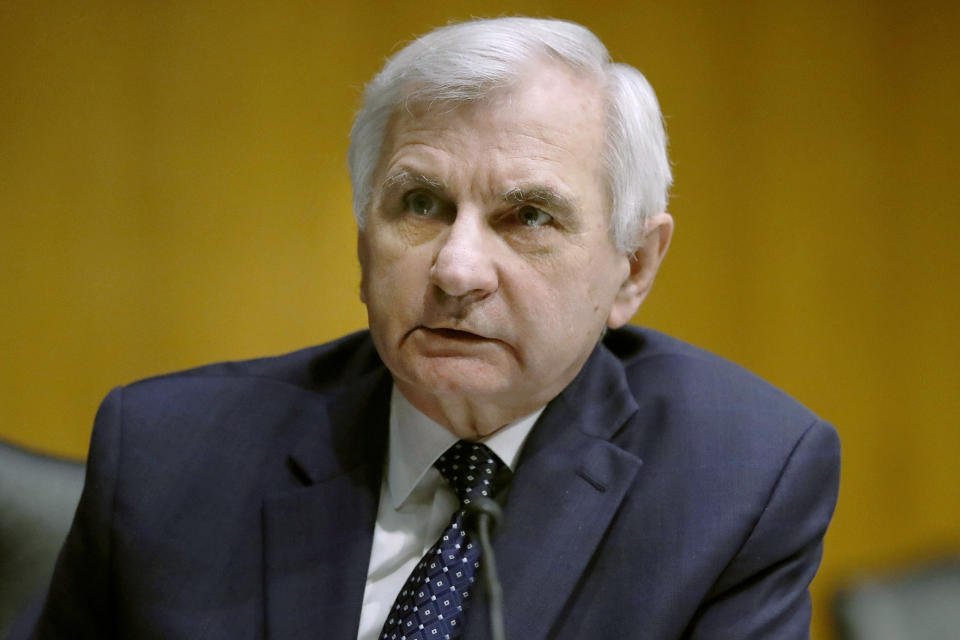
[606,325,826,435]
[91,331,387,476]
[123,330,382,397]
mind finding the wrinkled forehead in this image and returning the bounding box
[377,60,611,205]
[384,59,608,157]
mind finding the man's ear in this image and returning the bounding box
[607,212,674,329]
[357,231,368,304]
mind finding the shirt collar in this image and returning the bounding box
[387,385,543,509]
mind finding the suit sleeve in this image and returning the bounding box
[12,388,124,639]
[685,418,841,640]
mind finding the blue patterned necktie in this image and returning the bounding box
[380,440,507,640]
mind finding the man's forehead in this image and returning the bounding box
[394,58,605,128]
[372,59,608,213]
[383,69,606,163]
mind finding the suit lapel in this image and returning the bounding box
[466,344,644,640]
[261,368,391,640]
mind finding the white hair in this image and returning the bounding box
[348,17,671,252]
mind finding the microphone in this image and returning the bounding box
[465,497,506,640]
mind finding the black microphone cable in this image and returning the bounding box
[465,496,506,640]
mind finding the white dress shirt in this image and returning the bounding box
[357,386,543,640]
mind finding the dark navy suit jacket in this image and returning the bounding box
[14,326,840,639]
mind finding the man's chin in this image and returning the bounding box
[397,353,517,398]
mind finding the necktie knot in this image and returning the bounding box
[434,440,506,506]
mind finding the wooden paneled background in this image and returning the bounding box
[2,2,958,637]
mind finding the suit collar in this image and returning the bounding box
[284,366,392,485]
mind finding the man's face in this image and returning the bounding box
[358,60,645,431]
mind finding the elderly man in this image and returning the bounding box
[15,16,840,640]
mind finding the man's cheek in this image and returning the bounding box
[371,232,427,269]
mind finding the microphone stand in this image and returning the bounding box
[466,497,506,640]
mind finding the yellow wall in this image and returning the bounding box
[2,2,958,637]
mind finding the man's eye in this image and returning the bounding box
[517,205,552,227]
[404,191,440,216]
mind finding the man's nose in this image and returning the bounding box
[429,213,498,299]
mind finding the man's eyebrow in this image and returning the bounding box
[502,185,579,214]
[382,169,446,192]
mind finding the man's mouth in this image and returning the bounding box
[422,327,488,341]
[413,325,517,358]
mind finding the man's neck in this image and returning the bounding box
[394,380,550,439]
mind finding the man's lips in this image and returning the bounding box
[420,327,490,341]
[410,326,519,359]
